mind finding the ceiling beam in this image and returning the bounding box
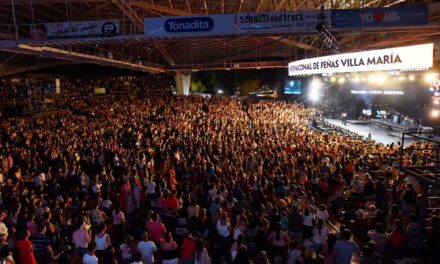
[0,53,18,66]
[204,0,208,15]
[0,0,107,4]
[238,0,244,12]
[112,1,176,66]
[185,0,191,13]
[155,42,175,65]
[1,44,165,73]
[131,0,190,16]
[257,0,269,11]
[268,36,317,51]
[77,2,111,19]
[275,0,289,11]
[112,0,143,31]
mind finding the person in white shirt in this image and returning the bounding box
[316,204,330,223]
[312,219,329,254]
[302,207,314,239]
[136,231,157,264]
[83,242,98,264]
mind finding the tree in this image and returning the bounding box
[235,70,260,95]
[190,74,207,93]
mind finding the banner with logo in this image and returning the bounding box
[288,43,433,76]
[144,14,235,37]
[236,10,330,34]
[331,5,428,28]
[36,20,120,40]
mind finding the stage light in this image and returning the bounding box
[368,75,376,83]
[434,98,439,105]
[338,77,345,84]
[377,74,387,84]
[431,109,439,118]
[217,89,224,94]
[361,77,367,82]
[408,75,415,81]
[311,79,321,87]
[309,78,322,102]
[425,73,438,83]
[353,76,361,82]
[309,91,320,102]
[330,76,336,82]
[398,76,406,81]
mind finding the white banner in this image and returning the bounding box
[288,43,433,76]
[144,14,235,37]
[236,10,330,34]
[38,20,120,39]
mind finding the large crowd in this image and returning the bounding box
[0,92,439,264]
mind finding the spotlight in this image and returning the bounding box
[431,109,439,118]
[398,76,406,81]
[309,91,320,102]
[368,75,376,83]
[309,78,322,102]
[377,74,387,84]
[311,78,322,87]
[330,77,336,82]
[408,75,415,81]
[425,73,438,83]
[338,77,345,84]
[217,89,224,94]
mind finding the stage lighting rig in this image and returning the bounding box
[316,7,339,54]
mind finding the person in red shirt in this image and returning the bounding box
[182,231,199,264]
[388,219,406,259]
[164,190,180,212]
[146,212,166,244]
[17,229,37,264]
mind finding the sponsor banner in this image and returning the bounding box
[144,14,235,37]
[36,20,120,40]
[332,5,428,28]
[288,43,433,76]
[236,10,330,34]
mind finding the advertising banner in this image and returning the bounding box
[36,20,120,40]
[331,5,428,28]
[144,14,235,37]
[236,10,330,34]
[288,43,433,76]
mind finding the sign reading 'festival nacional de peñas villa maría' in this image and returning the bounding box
[288,43,433,76]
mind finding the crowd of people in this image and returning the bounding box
[0,92,439,264]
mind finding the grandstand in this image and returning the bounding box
[0,1,440,264]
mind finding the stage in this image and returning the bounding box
[325,119,415,146]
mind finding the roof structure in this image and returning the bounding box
[0,0,439,76]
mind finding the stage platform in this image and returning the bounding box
[346,120,370,125]
[325,119,414,145]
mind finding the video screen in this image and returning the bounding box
[376,110,387,118]
[362,109,372,116]
[284,79,301,95]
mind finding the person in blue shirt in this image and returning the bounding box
[334,229,360,264]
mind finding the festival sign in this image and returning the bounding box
[288,43,433,76]
[37,20,120,40]
[332,5,428,28]
[236,10,330,34]
[144,14,235,37]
